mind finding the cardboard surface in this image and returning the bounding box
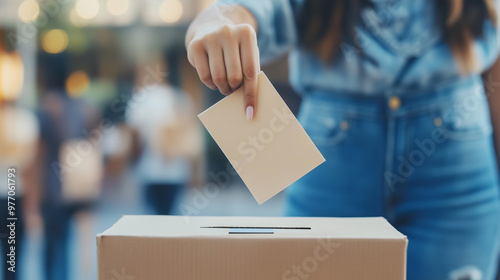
[97,216,408,280]
[198,72,325,204]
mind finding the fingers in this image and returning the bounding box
[208,44,232,95]
[190,37,240,95]
[239,24,260,120]
[187,23,260,121]
[223,39,243,91]
[189,41,217,90]
[194,54,217,90]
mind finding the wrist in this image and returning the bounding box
[185,5,257,48]
[186,6,233,48]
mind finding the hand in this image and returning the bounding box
[187,23,260,120]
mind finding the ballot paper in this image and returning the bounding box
[198,72,325,204]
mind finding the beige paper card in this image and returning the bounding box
[198,72,325,204]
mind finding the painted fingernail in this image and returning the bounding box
[246,106,254,121]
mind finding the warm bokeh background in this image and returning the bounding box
[0,0,301,279]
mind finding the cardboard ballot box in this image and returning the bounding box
[97,216,407,280]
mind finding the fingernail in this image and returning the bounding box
[246,106,254,121]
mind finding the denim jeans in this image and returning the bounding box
[41,201,92,280]
[0,198,23,280]
[144,182,182,215]
[286,75,500,280]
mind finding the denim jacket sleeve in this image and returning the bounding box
[215,0,300,64]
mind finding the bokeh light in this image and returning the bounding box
[199,0,217,11]
[41,29,69,54]
[70,7,89,27]
[107,0,129,16]
[75,0,100,20]
[66,71,90,97]
[159,0,183,23]
[18,0,40,23]
[0,52,24,102]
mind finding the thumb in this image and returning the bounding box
[240,35,260,121]
[243,71,258,121]
[240,27,260,121]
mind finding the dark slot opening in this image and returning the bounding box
[228,229,275,234]
[201,226,311,230]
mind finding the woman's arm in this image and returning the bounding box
[22,139,43,233]
[185,5,260,120]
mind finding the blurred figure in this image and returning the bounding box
[36,52,102,280]
[126,57,200,215]
[101,124,134,181]
[0,50,38,280]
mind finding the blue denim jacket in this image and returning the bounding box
[217,0,499,96]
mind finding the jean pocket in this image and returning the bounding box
[436,100,493,141]
[299,107,350,147]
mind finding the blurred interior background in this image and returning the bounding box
[0,0,302,279]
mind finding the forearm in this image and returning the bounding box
[185,4,257,48]
[22,140,43,215]
[22,164,40,214]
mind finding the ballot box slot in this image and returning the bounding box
[200,226,312,235]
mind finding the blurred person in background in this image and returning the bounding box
[0,49,38,280]
[35,52,102,280]
[126,57,199,216]
[187,1,500,279]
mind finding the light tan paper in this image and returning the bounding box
[198,72,325,204]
